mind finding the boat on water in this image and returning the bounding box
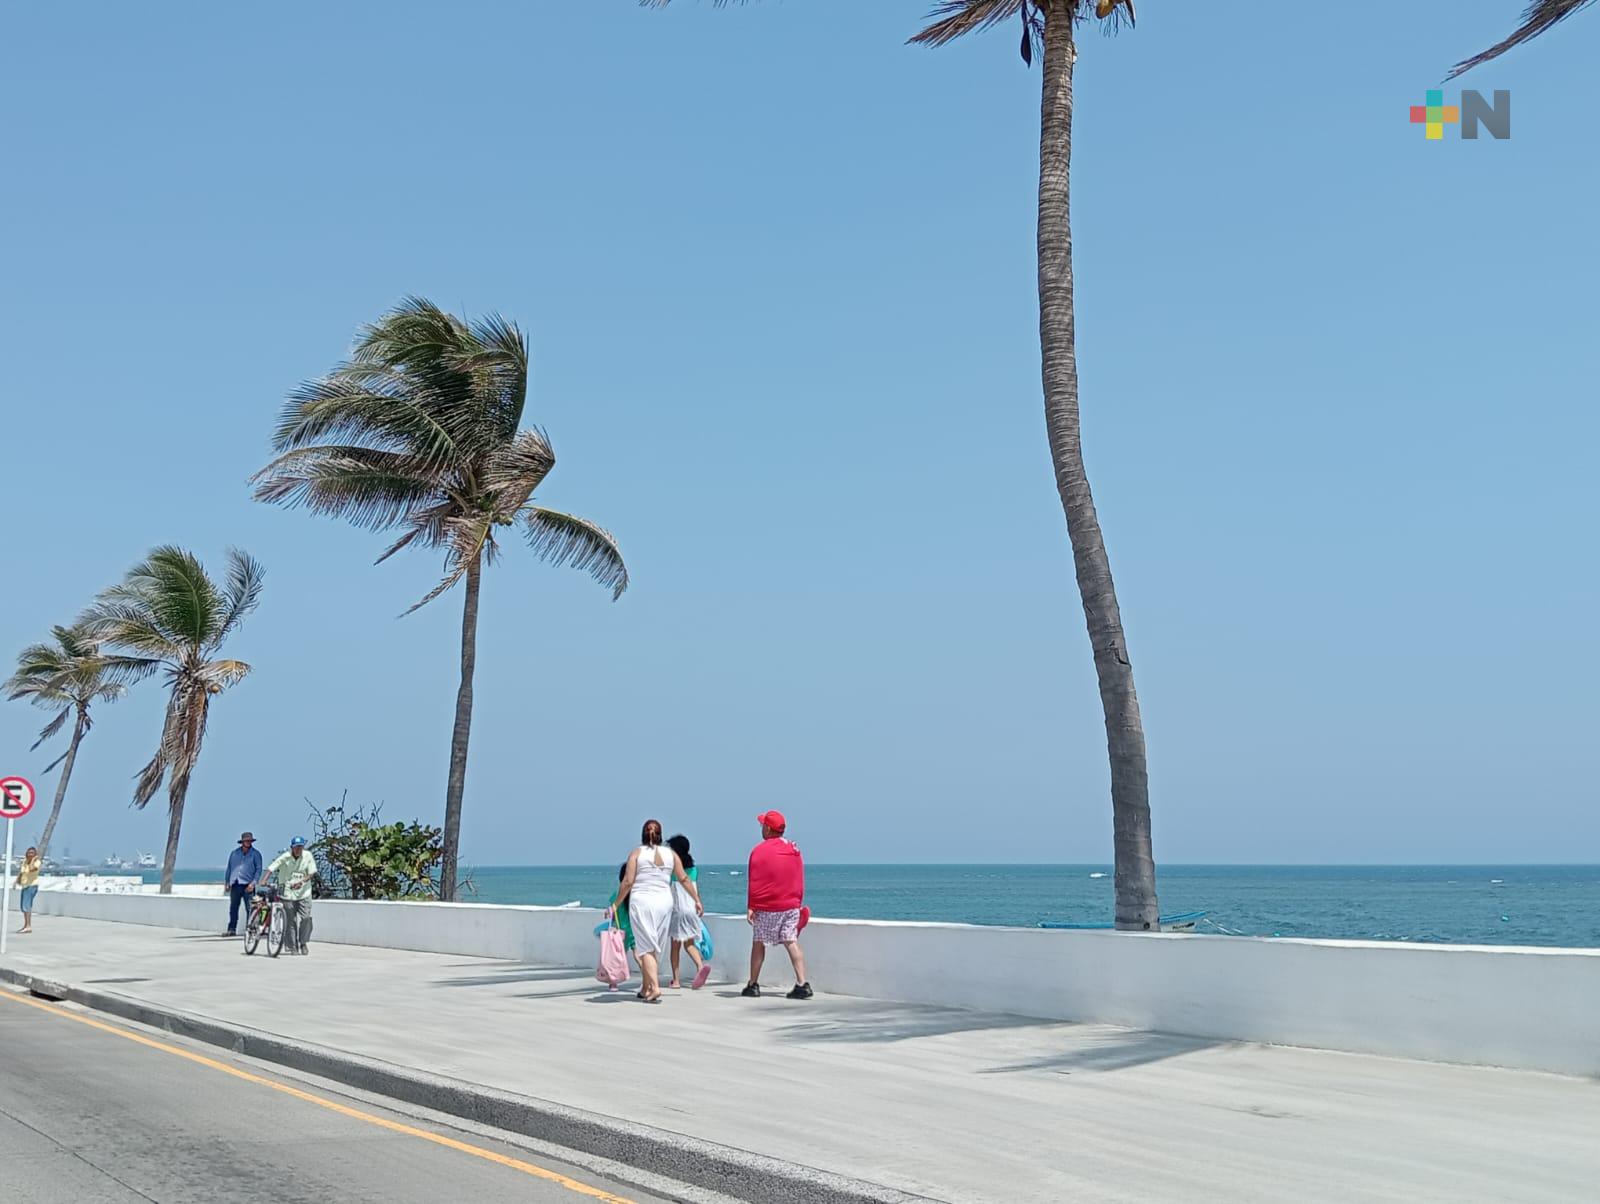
[136,851,158,869]
[103,854,132,870]
[1039,910,1208,933]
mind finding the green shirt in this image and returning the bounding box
[267,850,317,900]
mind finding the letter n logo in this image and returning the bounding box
[1460,90,1511,140]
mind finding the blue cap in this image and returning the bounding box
[290,835,307,846]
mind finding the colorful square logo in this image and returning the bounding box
[1410,88,1461,140]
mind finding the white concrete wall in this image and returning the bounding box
[34,890,1600,1077]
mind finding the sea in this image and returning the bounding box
[151,863,1600,949]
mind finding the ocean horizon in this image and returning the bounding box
[133,862,1600,949]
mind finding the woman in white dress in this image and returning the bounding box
[616,819,703,1002]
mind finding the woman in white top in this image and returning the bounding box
[616,819,703,1002]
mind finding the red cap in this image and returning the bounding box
[756,809,787,833]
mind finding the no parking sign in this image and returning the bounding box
[1,776,36,820]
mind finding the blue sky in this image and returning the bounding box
[1,2,1595,869]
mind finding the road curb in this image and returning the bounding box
[0,966,929,1204]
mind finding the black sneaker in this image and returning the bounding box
[740,982,761,998]
[786,982,814,1000]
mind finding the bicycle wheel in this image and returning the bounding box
[243,906,264,955]
[267,905,286,958]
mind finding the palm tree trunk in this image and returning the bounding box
[160,777,187,895]
[36,710,87,861]
[159,690,206,895]
[439,552,482,901]
[1038,6,1158,930]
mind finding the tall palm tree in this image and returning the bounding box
[1449,0,1595,77]
[644,0,1157,925]
[83,547,264,893]
[252,298,628,901]
[910,2,1155,930]
[4,624,127,859]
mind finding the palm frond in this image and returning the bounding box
[8,624,128,722]
[214,548,266,645]
[199,658,253,690]
[372,497,467,564]
[463,312,531,438]
[482,428,556,519]
[132,732,173,809]
[5,644,71,704]
[254,450,442,533]
[41,746,72,775]
[521,507,630,601]
[910,0,1027,48]
[133,683,209,810]
[93,652,169,687]
[130,546,223,647]
[78,598,178,655]
[401,517,493,616]
[1449,0,1594,77]
[31,705,71,750]
[267,374,462,468]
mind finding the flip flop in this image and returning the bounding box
[692,963,712,990]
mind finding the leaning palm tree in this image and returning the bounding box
[3,625,127,859]
[645,0,1158,925]
[912,1,1157,929]
[252,298,628,901]
[1449,0,1595,77]
[82,547,263,893]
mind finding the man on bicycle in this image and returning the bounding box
[258,836,318,955]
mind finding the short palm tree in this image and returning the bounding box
[4,625,127,860]
[1449,0,1595,76]
[83,547,264,893]
[252,298,628,900]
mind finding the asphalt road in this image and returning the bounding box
[0,989,667,1204]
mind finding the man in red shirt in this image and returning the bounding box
[743,809,812,999]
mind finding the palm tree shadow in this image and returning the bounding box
[768,1000,1227,1074]
[978,1031,1228,1074]
[433,966,596,989]
[771,1002,1065,1045]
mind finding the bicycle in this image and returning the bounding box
[242,886,287,958]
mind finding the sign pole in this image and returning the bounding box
[1,818,13,957]
[0,776,37,957]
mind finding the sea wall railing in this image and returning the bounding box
[31,889,1600,1077]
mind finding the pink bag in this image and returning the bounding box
[596,926,628,987]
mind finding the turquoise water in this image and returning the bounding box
[158,864,1600,948]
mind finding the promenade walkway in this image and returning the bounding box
[3,915,1597,1203]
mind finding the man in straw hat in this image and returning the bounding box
[223,831,262,936]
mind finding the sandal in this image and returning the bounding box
[692,964,712,990]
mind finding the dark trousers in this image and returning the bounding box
[227,883,254,933]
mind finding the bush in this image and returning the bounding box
[305,794,445,901]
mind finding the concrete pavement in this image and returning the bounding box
[0,989,671,1204]
[4,914,1600,1202]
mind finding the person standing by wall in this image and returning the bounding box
[743,810,812,999]
[616,819,702,1003]
[14,846,42,935]
[666,833,711,990]
[223,831,262,936]
[260,836,317,954]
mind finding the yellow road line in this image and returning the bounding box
[0,988,637,1203]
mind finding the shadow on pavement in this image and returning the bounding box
[978,1031,1228,1074]
[771,1001,1063,1044]
[433,966,595,988]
